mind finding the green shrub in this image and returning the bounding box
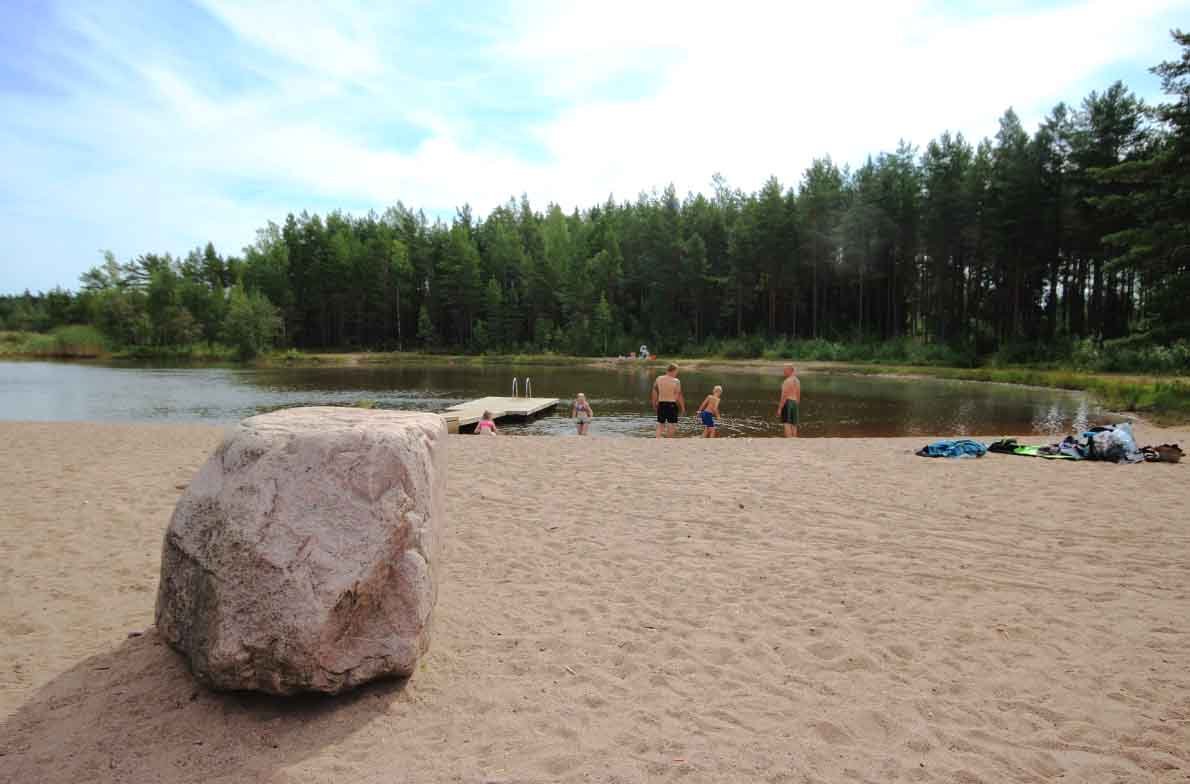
[717,338,754,358]
[223,287,282,359]
[1097,339,1190,374]
[1027,335,1190,375]
[1148,381,1190,417]
[1,325,110,358]
[0,331,35,354]
[988,341,1071,367]
[115,341,236,361]
[23,334,58,355]
[1070,338,1101,370]
[794,339,847,361]
[48,325,108,357]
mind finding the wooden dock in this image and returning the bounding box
[441,396,559,432]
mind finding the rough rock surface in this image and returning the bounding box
[155,406,446,695]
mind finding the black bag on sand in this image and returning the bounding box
[988,438,1019,454]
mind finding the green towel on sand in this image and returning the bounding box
[1012,445,1079,460]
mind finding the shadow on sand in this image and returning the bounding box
[0,629,408,783]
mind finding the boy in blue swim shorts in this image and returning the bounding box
[696,385,723,438]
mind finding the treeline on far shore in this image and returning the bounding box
[3,32,1190,374]
[3,316,1189,378]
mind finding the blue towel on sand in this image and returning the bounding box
[917,439,987,459]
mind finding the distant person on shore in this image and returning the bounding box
[572,392,594,436]
[639,344,649,360]
[476,410,498,435]
[777,364,801,438]
[651,363,685,438]
[697,385,723,438]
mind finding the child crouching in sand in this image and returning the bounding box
[475,411,497,435]
[697,386,723,438]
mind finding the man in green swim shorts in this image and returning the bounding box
[777,363,801,437]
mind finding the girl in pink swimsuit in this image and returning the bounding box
[475,411,497,435]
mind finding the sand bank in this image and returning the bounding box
[1,421,1188,783]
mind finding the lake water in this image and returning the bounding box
[0,360,1108,438]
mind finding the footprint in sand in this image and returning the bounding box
[905,735,932,753]
[811,721,854,745]
[8,620,37,636]
[807,641,844,660]
[541,753,582,777]
[851,710,896,742]
[836,654,877,672]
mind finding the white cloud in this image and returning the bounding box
[1,0,1187,291]
[512,0,1185,204]
[195,0,390,81]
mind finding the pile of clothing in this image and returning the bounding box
[989,436,1084,460]
[920,423,1182,464]
[985,424,1145,462]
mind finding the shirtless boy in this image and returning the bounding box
[651,363,685,438]
[777,363,801,437]
[697,385,723,438]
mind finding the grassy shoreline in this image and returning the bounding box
[5,337,1188,424]
[0,327,109,359]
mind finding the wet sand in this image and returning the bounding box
[1,420,1188,783]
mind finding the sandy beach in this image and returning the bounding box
[2,420,1189,783]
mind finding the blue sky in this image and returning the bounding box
[1,0,1187,293]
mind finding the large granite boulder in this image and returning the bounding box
[155,407,447,695]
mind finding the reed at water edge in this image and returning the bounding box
[0,326,109,359]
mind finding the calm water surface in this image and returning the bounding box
[0,360,1108,438]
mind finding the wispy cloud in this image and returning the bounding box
[1,0,1186,292]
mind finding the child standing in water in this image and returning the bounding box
[572,392,594,435]
[697,385,723,438]
[475,411,498,435]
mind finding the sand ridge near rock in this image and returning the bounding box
[1,421,1189,783]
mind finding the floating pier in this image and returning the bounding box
[441,396,559,432]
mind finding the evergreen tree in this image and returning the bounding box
[593,293,614,355]
[416,303,436,347]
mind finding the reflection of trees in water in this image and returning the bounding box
[948,398,975,437]
[1033,403,1065,435]
[1033,397,1096,436]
